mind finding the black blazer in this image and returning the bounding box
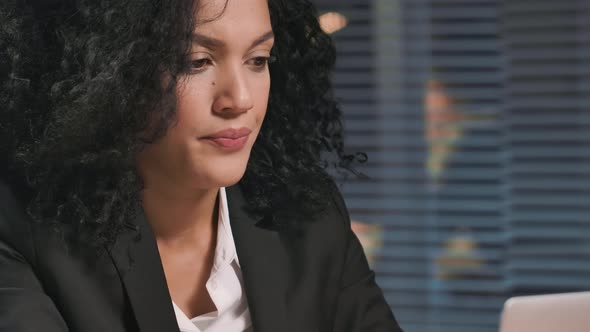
[0,182,402,332]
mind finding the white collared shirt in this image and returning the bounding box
[173,187,253,332]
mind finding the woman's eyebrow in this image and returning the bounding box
[192,33,224,49]
[249,31,274,49]
[191,30,274,50]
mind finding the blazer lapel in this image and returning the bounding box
[107,186,289,332]
[107,209,179,332]
[226,185,288,332]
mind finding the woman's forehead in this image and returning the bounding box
[192,0,273,46]
[194,0,271,25]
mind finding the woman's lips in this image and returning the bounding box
[201,127,251,150]
[204,135,249,149]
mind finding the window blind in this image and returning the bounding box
[314,0,590,331]
[501,0,590,295]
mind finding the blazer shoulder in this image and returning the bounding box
[298,178,352,251]
[324,178,351,226]
[0,182,38,264]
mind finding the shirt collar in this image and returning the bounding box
[213,187,240,270]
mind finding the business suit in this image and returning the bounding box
[0,181,402,332]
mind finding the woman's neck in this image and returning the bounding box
[141,184,219,248]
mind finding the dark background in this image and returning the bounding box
[312,0,590,331]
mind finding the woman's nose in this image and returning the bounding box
[212,65,254,117]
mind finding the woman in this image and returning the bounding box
[0,0,402,331]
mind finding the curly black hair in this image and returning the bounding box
[0,0,361,249]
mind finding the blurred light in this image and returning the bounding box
[351,221,383,268]
[319,12,348,34]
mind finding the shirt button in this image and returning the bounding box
[210,280,218,289]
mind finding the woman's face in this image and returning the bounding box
[138,0,274,191]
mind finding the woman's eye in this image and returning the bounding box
[248,56,276,71]
[190,58,212,71]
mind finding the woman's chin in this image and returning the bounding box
[217,169,247,188]
[193,162,248,189]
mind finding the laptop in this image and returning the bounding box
[499,291,590,332]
